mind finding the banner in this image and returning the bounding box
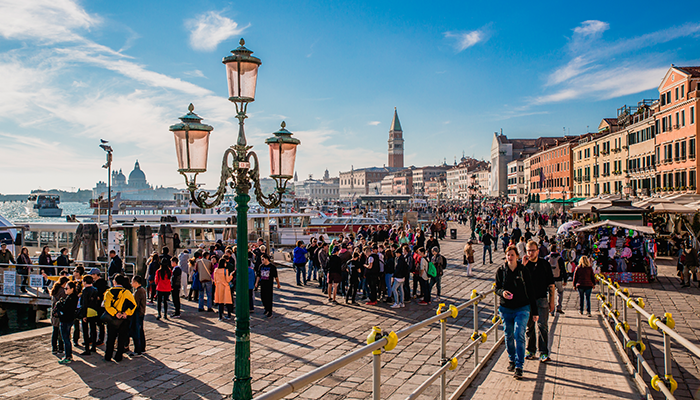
[30,274,44,289]
[3,270,16,295]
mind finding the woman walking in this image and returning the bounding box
[463,241,475,277]
[573,256,597,316]
[57,281,79,364]
[255,254,280,317]
[495,245,538,380]
[154,261,172,320]
[213,262,233,320]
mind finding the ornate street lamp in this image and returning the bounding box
[170,39,300,400]
[99,141,113,252]
[468,174,478,240]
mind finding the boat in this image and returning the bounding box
[28,194,62,217]
[304,210,389,234]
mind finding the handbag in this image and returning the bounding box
[427,262,437,278]
[191,271,202,291]
[100,311,123,327]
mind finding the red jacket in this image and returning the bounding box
[573,266,597,288]
[155,269,173,292]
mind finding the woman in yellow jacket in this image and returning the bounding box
[214,266,233,321]
[103,274,136,362]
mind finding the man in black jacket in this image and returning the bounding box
[523,240,555,363]
[90,268,108,345]
[482,230,494,264]
[79,275,100,355]
[108,250,123,279]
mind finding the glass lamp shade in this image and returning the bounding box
[265,122,301,180]
[223,39,262,102]
[173,129,210,172]
[169,104,214,173]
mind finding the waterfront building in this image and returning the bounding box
[446,157,489,199]
[338,166,398,198]
[380,174,395,195]
[294,170,340,201]
[592,117,626,196]
[528,139,576,201]
[475,167,491,196]
[412,165,449,195]
[619,102,657,196]
[573,132,606,197]
[393,168,414,195]
[490,133,562,196]
[506,158,525,203]
[654,66,700,194]
[92,160,179,201]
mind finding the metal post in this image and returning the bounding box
[494,291,499,341]
[663,331,671,378]
[107,152,112,252]
[636,312,642,375]
[440,317,447,400]
[473,302,479,368]
[373,352,381,400]
[233,189,252,400]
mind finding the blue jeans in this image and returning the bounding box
[392,278,405,305]
[60,321,73,359]
[385,273,393,299]
[483,245,492,264]
[199,281,213,310]
[578,287,592,313]
[499,305,530,369]
[306,259,316,281]
[130,313,145,354]
[294,263,307,285]
[429,275,442,297]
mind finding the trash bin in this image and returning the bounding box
[450,229,457,240]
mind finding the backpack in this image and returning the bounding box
[52,297,66,319]
[427,262,437,278]
[548,254,562,278]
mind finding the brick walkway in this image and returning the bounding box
[461,283,640,400]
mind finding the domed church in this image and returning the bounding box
[93,160,178,201]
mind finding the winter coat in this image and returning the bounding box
[155,268,173,292]
[573,266,597,289]
[213,268,233,304]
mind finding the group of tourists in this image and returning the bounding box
[292,222,448,308]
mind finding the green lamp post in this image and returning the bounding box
[170,38,300,400]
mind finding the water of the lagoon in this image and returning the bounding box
[0,201,93,223]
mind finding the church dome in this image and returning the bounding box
[128,160,147,184]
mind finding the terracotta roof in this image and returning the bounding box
[602,118,619,126]
[676,66,700,78]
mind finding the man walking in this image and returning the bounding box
[546,244,567,314]
[482,229,494,264]
[523,240,555,362]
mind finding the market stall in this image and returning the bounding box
[573,220,657,283]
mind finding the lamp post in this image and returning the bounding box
[99,141,113,252]
[170,39,300,400]
[624,183,631,200]
[468,174,477,240]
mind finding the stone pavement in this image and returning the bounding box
[461,283,640,400]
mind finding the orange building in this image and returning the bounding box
[528,139,576,200]
[654,66,700,193]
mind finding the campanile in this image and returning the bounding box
[388,107,404,168]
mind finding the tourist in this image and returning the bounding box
[383,248,395,303]
[681,244,698,288]
[463,241,475,277]
[306,237,318,282]
[248,261,256,311]
[495,245,538,379]
[391,247,406,308]
[89,268,107,346]
[79,275,100,356]
[39,246,53,293]
[500,229,510,253]
[326,246,343,304]
[170,258,182,318]
[146,252,159,303]
[57,281,79,364]
[516,237,526,262]
[430,247,446,301]
[345,251,362,304]
[57,248,70,273]
[546,244,567,315]
[213,260,233,320]
[573,256,596,316]
[50,276,70,355]
[103,274,137,362]
[154,260,172,320]
[178,249,190,298]
[293,241,308,286]
[187,258,198,301]
[523,240,555,363]
[255,254,280,317]
[482,230,494,264]
[16,246,31,293]
[318,242,330,293]
[108,249,124,278]
[416,247,430,305]
[196,251,214,312]
[364,246,381,306]
[130,275,147,356]
[0,242,15,266]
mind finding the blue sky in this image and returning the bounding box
[1,0,700,193]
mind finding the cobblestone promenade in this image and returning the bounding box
[0,221,693,400]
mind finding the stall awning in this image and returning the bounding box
[573,219,655,235]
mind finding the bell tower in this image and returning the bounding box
[388,107,404,168]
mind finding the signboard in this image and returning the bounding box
[3,270,16,295]
[30,274,44,289]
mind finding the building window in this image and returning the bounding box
[692,107,696,124]
[691,138,696,159]
[682,84,685,98]
[675,87,679,100]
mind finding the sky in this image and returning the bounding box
[1,0,700,194]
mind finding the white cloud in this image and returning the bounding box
[536,21,700,104]
[185,11,249,52]
[0,0,99,42]
[184,69,206,78]
[444,30,486,52]
[367,121,380,126]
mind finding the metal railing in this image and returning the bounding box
[255,287,502,400]
[596,275,700,399]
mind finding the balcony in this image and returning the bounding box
[601,150,610,156]
[602,172,610,177]
[673,124,680,130]
[584,176,591,182]
[612,148,622,153]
